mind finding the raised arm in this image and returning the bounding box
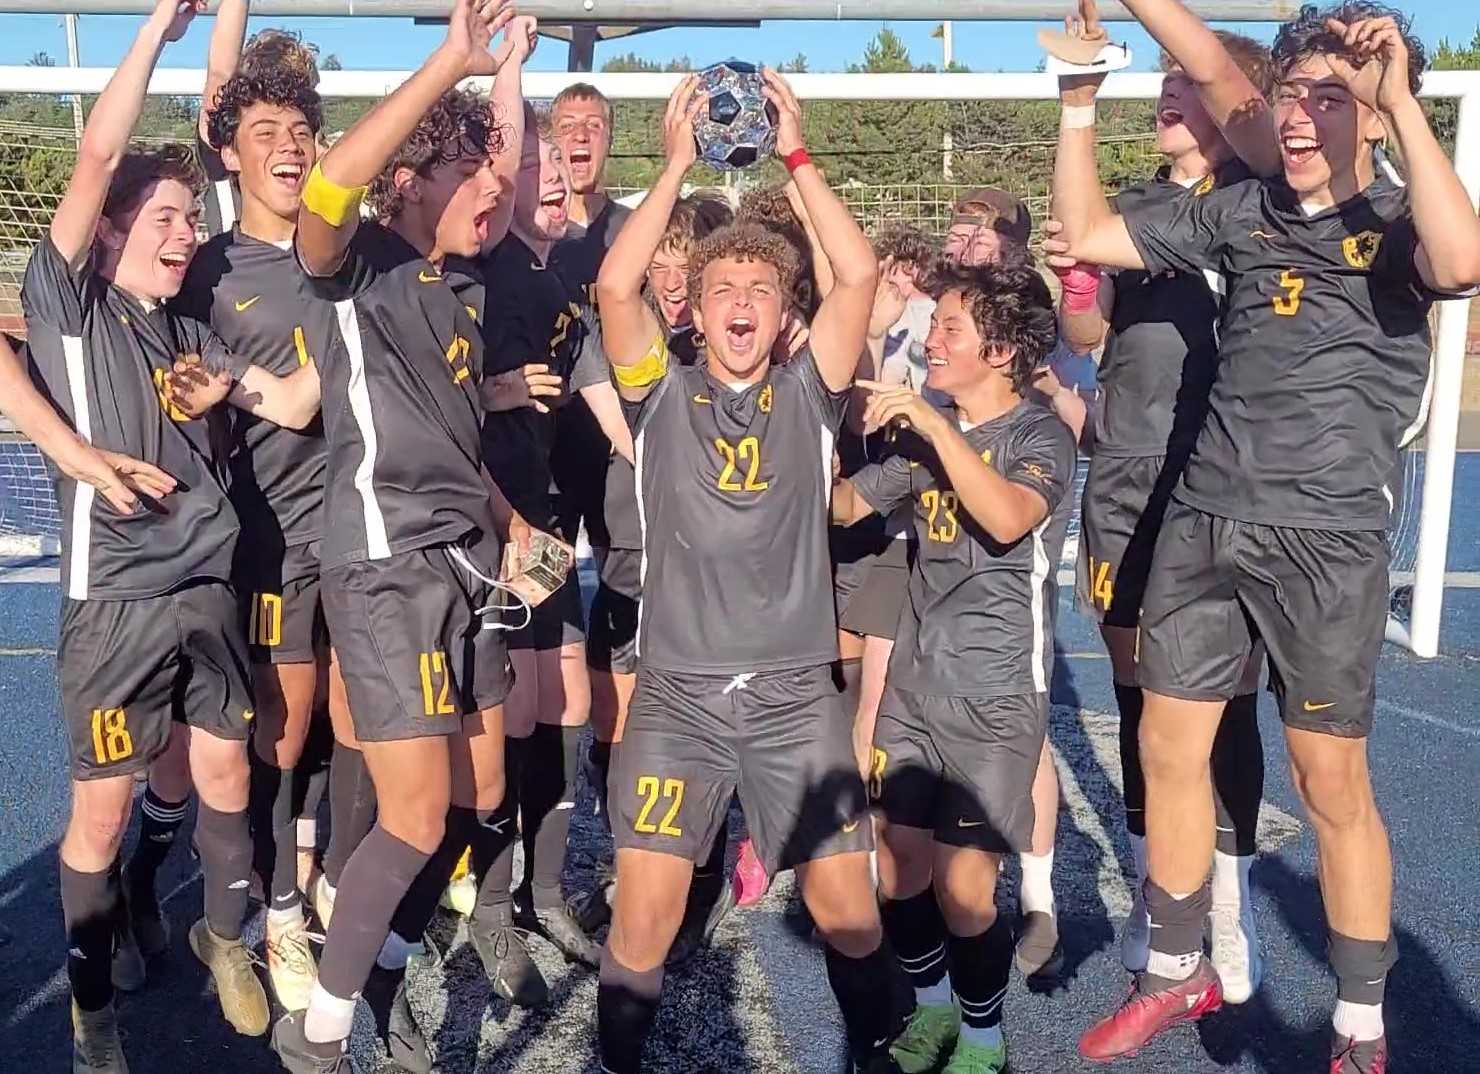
[594,76,699,400]
[1050,59,1144,272]
[297,0,514,277]
[482,15,538,251]
[199,0,250,142]
[1119,0,1280,175]
[50,0,202,269]
[783,176,837,301]
[1330,16,1480,293]
[762,70,877,390]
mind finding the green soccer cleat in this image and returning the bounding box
[889,1002,961,1074]
[942,1035,1008,1074]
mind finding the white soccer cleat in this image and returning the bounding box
[1120,893,1151,974]
[266,918,319,1013]
[1210,902,1263,1004]
[312,875,337,930]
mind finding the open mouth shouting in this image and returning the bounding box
[1282,134,1322,168]
[539,187,569,227]
[568,145,593,180]
[158,248,191,282]
[724,315,758,358]
[269,159,306,194]
[1156,106,1185,129]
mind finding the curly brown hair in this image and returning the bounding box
[1272,3,1426,96]
[207,70,323,151]
[1161,33,1275,98]
[871,222,934,270]
[686,222,802,311]
[103,143,204,222]
[924,259,1057,395]
[659,191,734,258]
[367,89,501,221]
[735,184,817,317]
[240,29,320,88]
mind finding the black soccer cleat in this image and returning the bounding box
[270,1011,348,1074]
[121,866,169,958]
[667,872,738,966]
[533,903,602,968]
[363,964,432,1074]
[469,906,549,1008]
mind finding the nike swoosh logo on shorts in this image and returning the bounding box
[234,296,262,312]
[957,819,985,828]
[1303,700,1336,712]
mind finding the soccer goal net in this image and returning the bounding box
[0,65,1474,657]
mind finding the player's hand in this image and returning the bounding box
[163,353,232,417]
[662,74,703,173]
[761,68,806,158]
[1033,363,1069,399]
[868,258,908,341]
[1040,217,1078,272]
[1058,0,1108,106]
[488,363,563,413]
[151,0,204,43]
[490,13,538,70]
[60,446,177,514]
[857,379,945,440]
[1325,15,1414,115]
[443,0,517,79]
[499,514,535,575]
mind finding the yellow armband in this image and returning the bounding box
[612,333,670,389]
[302,162,368,228]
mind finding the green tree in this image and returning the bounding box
[1433,27,1480,69]
[27,52,55,67]
[321,54,343,72]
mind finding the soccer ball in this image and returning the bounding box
[694,60,779,171]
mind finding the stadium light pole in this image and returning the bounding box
[63,12,82,144]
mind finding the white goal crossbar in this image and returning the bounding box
[1,66,1474,657]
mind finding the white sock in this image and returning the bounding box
[319,877,337,899]
[1129,833,1148,903]
[958,1023,1003,1049]
[375,929,422,971]
[1332,999,1385,1042]
[1211,850,1253,912]
[916,971,953,1008]
[296,817,317,849]
[303,981,357,1044]
[1019,851,1055,916]
[1145,948,1200,982]
[267,903,305,934]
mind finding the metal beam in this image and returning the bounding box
[0,1,1302,20]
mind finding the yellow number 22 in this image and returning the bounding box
[633,776,686,836]
[714,436,768,492]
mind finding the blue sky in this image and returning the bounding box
[0,5,1475,75]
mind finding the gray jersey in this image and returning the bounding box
[850,401,1076,697]
[303,223,494,568]
[175,229,334,548]
[552,199,633,307]
[629,348,847,674]
[21,237,240,601]
[1122,174,1463,530]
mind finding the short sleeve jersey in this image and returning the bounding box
[630,348,848,674]
[175,230,335,548]
[1096,162,1250,460]
[552,200,633,306]
[197,131,242,239]
[1121,174,1451,530]
[850,400,1077,697]
[21,237,239,601]
[475,235,587,528]
[302,222,493,568]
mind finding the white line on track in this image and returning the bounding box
[1376,698,1480,739]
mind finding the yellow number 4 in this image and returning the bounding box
[1088,556,1115,612]
[714,436,768,492]
[633,776,685,836]
[418,651,455,717]
[1273,269,1304,316]
[90,707,134,765]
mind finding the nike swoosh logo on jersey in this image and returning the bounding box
[957,818,985,828]
[841,819,860,834]
[1303,700,1336,712]
[419,270,443,284]
[693,394,712,404]
[1250,230,1278,241]
[234,296,262,312]
[228,879,251,890]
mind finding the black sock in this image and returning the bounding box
[125,787,188,904]
[323,742,376,889]
[1114,683,1146,837]
[195,803,252,941]
[946,915,1013,1031]
[836,657,863,719]
[317,825,431,1000]
[522,724,581,911]
[388,806,481,945]
[597,948,664,1074]
[62,859,121,1012]
[1211,693,1263,857]
[588,738,612,818]
[249,749,301,912]
[1143,879,1211,988]
[880,890,949,995]
[824,942,896,1060]
[1328,931,1397,1005]
[474,735,524,915]
[298,762,329,844]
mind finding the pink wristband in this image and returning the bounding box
[1057,264,1102,314]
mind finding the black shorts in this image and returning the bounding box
[1137,502,1386,737]
[59,582,255,781]
[613,664,871,874]
[322,542,514,743]
[870,687,1045,853]
[237,539,328,665]
[1076,453,1179,628]
[587,547,641,675]
[503,569,585,652]
[836,538,910,641]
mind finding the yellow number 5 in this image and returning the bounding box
[634,776,685,836]
[1273,269,1304,316]
[715,436,768,492]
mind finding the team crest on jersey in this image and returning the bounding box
[153,367,191,423]
[1342,231,1383,270]
[980,448,993,465]
[758,384,774,413]
[1193,174,1215,197]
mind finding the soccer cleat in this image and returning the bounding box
[888,1002,961,1074]
[265,917,319,1012]
[121,867,169,958]
[533,903,602,967]
[569,876,614,934]
[363,964,433,1074]
[733,837,771,907]
[469,906,549,1008]
[311,875,336,930]
[1014,910,1062,979]
[188,918,271,1037]
[1209,902,1263,1004]
[440,871,477,918]
[667,872,738,966]
[72,1001,129,1074]
[1078,956,1223,1062]
[1330,1033,1388,1074]
[942,1034,1008,1074]
[270,1011,349,1074]
[1120,893,1151,974]
[111,924,146,993]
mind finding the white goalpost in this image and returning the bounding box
[0,63,1474,657]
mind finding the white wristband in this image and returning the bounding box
[1061,103,1097,129]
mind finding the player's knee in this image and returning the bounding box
[803,864,882,955]
[379,802,447,855]
[68,798,130,856]
[189,736,250,806]
[611,886,686,967]
[1138,719,1208,785]
[1291,748,1375,832]
[936,883,997,938]
[877,832,932,901]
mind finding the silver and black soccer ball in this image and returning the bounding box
[693,60,780,172]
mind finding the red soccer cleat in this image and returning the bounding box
[1078,957,1223,1062]
[732,837,771,907]
[1330,1033,1387,1074]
